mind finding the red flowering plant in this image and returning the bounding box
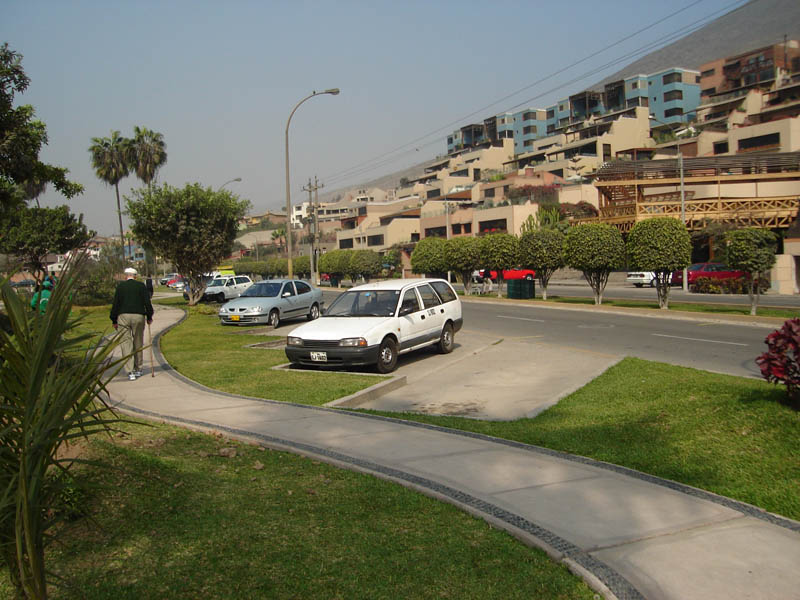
[755,318,800,408]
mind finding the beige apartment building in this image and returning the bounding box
[335,197,421,253]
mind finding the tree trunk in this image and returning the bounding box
[115,183,125,261]
[749,279,759,316]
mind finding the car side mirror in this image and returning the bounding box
[282,292,291,298]
[399,304,414,317]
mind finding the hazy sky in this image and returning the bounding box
[5,0,744,236]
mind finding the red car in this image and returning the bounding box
[479,268,536,281]
[671,263,746,286]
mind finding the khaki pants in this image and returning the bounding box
[118,313,146,374]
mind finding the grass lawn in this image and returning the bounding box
[157,300,382,405]
[360,357,800,521]
[0,421,594,599]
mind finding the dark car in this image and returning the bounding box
[671,263,746,287]
[10,279,36,288]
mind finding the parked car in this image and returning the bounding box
[166,276,185,288]
[285,278,462,373]
[10,279,36,289]
[203,275,253,303]
[671,263,746,287]
[160,273,179,286]
[476,268,536,282]
[219,279,323,326]
[626,272,674,287]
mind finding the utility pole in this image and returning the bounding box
[302,177,324,284]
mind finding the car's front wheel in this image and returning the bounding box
[217,293,225,303]
[650,278,657,288]
[308,303,320,321]
[438,322,454,354]
[376,337,398,374]
[268,309,280,329]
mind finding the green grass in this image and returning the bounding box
[157,301,382,405]
[0,421,593,599]
[359,357,800,521]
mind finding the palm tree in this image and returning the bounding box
[89,131,131,258]
[272,227,286,254]
[130,126,167,188]
[22,176,47,208]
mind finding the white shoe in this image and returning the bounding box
[128,373,137,381]
[133,370,143,378]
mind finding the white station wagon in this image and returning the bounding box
[285,278,463,373]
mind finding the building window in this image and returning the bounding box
[426,189,440,199]
[464,223,472,234]
[546,124,555,134]
[559,104,565,111]
[411,233,420,242]
[479,218,507,233]
[447,136,453,144]
[523,125,537,135]
[451,223,461,235]
[701,68,715,78]
[696,75,701,83]
[713,141,729,155]
[424,226,446,238]
[701,87,716,96]
[339,238,353,249]
[662,72,682,85]
[664,108,684,118]
[523,139,534,147]
[631,82,638,89]
[367,234,384,246]
[738,132,780,152]
[523,111,535,120]
[546,109,555,119]
[484,188,495,198]
[664,90,683,102]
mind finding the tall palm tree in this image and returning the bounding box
[89,131,131,258]
[131,126,167,189]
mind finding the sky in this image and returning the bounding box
[4,0,747,236]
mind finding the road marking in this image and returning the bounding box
[498,315,546,323]
[652,333,748,346]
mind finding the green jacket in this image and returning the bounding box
[30,289,51,314]
[110,279,154,325]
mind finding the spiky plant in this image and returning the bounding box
[0,254,126,598]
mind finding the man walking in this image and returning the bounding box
[110,267,154,381]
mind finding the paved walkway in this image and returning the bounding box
[107,304,800,600]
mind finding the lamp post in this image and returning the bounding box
[650,116,688,291]
[217,177,242,192]
[285,88,340,278]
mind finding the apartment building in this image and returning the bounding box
[699,40,800,98]
[335,197,422,253]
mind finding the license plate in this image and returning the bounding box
[230,315,240,321]
[310,351,327,362]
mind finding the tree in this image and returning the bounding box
[626,217,691,309]
[478,233,519,297]
[564,223,625,305]
[318,249,352,286]
[89,130,131,257]
[293,254,310,279]
[518,229,565,300]
[0,43,82,223]
[126,183,250,305]
[349,249,382,282]
[724,227,777,316]
[382,247,402,273]
[0,205,92,278]
[271,227,286,253]
[130,126,167,188]
[410,237,447,277]
[444,236,480,294]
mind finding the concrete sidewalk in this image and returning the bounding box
[107,304,800,600]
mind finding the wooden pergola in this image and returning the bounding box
[579,152,800,232]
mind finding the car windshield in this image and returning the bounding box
[687,265,704,271]
[241,282,281,298]
[325,290,400,317]
[208,278,228,287]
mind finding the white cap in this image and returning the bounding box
[124,267,138,275]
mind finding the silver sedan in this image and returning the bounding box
[218,279,323,327]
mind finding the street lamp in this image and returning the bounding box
[650,115,688,292]
[218,177,242,192]
[285,88,340,278]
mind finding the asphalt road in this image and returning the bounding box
[321,289,774,378]
[461,299,773,378]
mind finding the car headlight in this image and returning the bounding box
[249,306,263,313]
[339,337,368,347]
[219,307,227,313]
[287,336,304,347]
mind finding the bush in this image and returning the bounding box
[690,276,769,295]
[756,318,800,408]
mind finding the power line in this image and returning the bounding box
[322,0,752,188]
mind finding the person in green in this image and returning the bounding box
[110,267,154,381]
[30,279,53,314]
